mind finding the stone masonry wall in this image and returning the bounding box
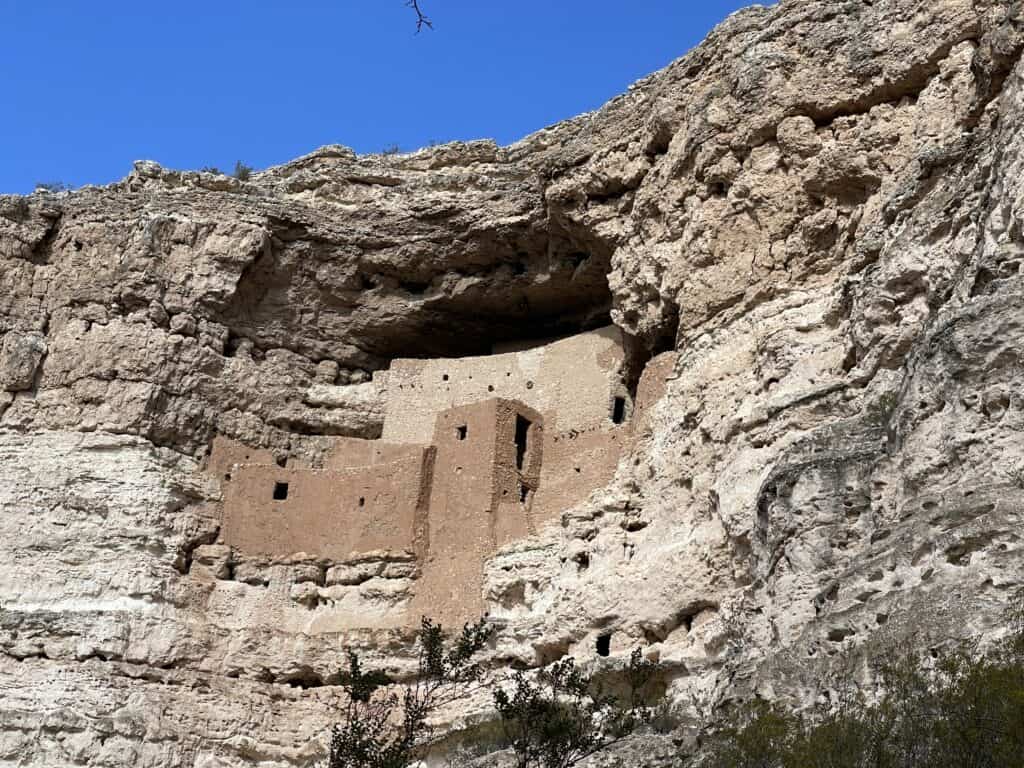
[383,326,626,443]
[530,350,676,526]
[532,427,627,525]
[221,451,432,561]
[410,399,544,625]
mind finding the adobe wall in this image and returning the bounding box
[529,351,676,526]
[409,400,499,624]
[324,437,432,470]
[532,425,628,524]
[410,398,544,625]
[382,325,625,444]
[220,450,433,561]
[632,351,677,436]
[490,400,544,548]
[207,436,278,480]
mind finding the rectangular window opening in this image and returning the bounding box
[612,396,627,425]
[273,482,289,501]
[456,425,468,441]
[514,415,531,470]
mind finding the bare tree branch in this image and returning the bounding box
[406,0,433,32]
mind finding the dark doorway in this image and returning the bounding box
[456,425,468,441]
[273,482,289,501]
[612,396,627,425]
[515,415,531,470]
[596,634,611,657]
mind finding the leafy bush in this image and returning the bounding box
[704,603,1024,768]
[233,161,253,181]
[381,144,402,156]
[328,618,491,768]
[327,623,667,768]
[494,647,657,768]
[647,699,691,735]
[200,166,223,175]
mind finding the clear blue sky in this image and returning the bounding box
[1,1,766,194]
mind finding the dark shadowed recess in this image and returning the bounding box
[218,225,624,370]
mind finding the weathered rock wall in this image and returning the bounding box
[3,0,1024,765]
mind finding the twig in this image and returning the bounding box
[406,0,433,32]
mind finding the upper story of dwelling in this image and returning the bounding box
[382,326,628,444]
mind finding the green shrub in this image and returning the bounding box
[328,617,492,768]
[703,602,1024,768]
[494,647,658,768]
[233,161,253,181]
[707,700,799,768]
[647,699,690,735]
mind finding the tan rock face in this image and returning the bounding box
[0,330,45,391]
[3,0,1024,765]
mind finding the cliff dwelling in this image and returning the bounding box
[209,326,674,626]
[9,3,1024,762]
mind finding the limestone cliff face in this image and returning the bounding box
[3,0,1024,765]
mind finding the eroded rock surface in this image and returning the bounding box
[4,0,1024,765]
